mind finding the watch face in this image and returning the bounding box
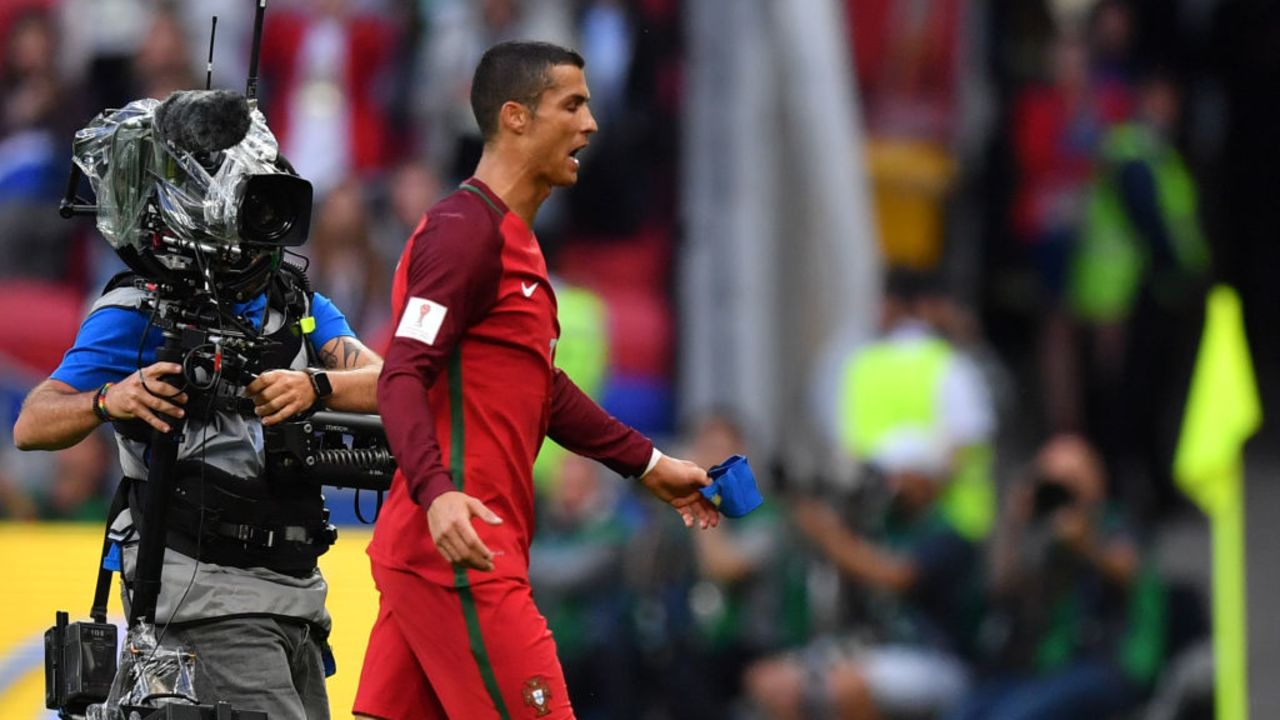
[310,370,333,398]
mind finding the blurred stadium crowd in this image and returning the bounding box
[4,0,1274,718]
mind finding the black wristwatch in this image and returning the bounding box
[305,368,333,402]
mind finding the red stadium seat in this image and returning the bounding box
[559,226,672,293]
[599,287,672,378]
[0,281,83,375]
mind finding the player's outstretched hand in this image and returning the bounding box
[426,491,503,571]
[640,454,720,530]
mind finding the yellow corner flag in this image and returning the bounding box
[1174,284,1261,720]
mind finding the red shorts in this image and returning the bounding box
[353,562,573,720]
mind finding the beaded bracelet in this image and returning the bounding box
[93,382,114,423]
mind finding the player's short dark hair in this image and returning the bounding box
[471,41,586,141]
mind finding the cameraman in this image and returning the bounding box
[13,262,382,719]
[945,435,1165,720]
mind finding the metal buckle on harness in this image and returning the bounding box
[232,524,276,548]
[220,522,333,549]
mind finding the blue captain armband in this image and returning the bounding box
[699,455,764,518]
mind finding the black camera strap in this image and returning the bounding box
[273,262,319,367]
[90,477,133,624]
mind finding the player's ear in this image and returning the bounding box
[499,100,531,135]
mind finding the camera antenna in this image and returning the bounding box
[205,16,218,90]
[246,0,268,102]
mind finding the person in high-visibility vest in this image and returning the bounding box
[1071,78,1209,325]
[838,269,997,541]
[1070,71,1210,521]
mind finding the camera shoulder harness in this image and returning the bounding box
[91,477,134,623]
[118,460,336,578]
[170,460,333,574]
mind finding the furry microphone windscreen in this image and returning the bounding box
[154,89,252,155]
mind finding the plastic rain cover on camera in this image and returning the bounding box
[86,621,198,720]
[71,97,284,252]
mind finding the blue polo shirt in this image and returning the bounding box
[51,292,354,392]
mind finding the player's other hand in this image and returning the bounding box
[426,491,503,571]
[245,369,315,426]
[640,454,720,530]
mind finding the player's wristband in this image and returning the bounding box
[93,382,114,423]
[639,448,663,479]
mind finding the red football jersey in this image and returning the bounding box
[369,179,652,586]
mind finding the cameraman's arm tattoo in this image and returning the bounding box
[312,336,382,413]
[320,337,372,370]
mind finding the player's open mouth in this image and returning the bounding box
[568,144,586,169]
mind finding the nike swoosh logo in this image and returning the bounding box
[521,282,539,298]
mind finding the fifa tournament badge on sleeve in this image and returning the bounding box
[700,455,764,518]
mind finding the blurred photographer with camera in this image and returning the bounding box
[746,430,981,720]
[945,434,1166,720]
[12,88,382,719]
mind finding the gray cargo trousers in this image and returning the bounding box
[160,616,330,720]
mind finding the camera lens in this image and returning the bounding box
[1032,478,1075,519]
[237,174,312,246]
[242,186,295,241]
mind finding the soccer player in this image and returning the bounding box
[353,41,719,720]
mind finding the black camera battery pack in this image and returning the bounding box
[45,612,117,711]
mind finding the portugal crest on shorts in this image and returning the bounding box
[522,676,552,717]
